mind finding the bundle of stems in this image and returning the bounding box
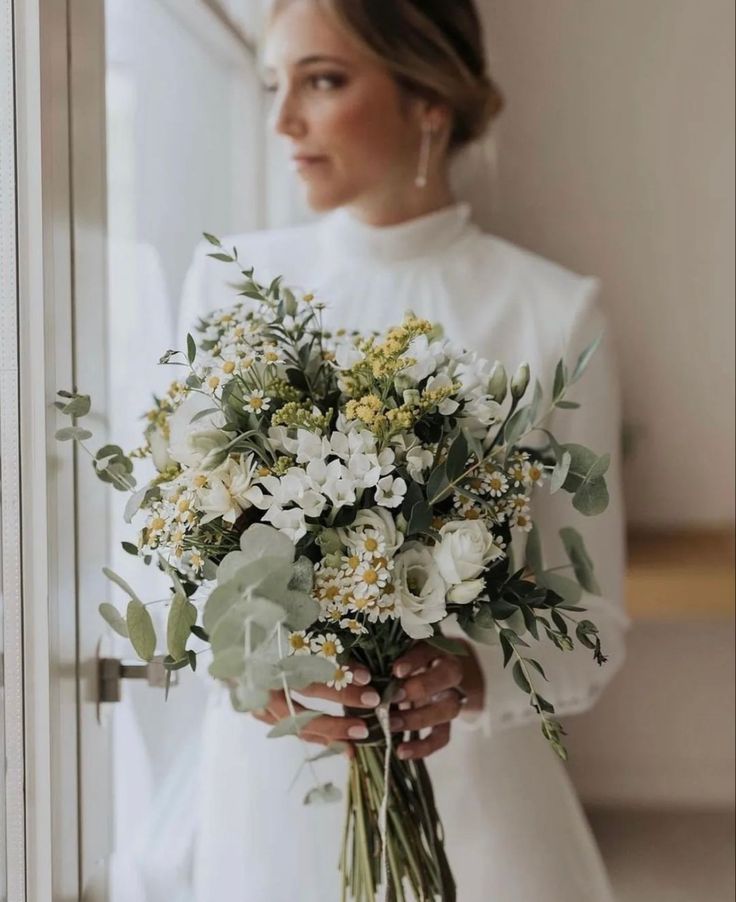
[339,715,456,901]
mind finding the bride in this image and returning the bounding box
[179,1,631,899]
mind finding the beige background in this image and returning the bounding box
[474,0,735,529]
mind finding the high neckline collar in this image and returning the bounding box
[319,201,475,264]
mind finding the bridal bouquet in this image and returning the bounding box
[57,233,611,901]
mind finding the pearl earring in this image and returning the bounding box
[415,122,434,189]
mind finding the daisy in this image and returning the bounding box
[508,493,531,513]
[340,618,369,636]
[327,664,354,691]
[353,528,386,560]
[287,630,312,656]
[319,601,348,625]
[527,460,545,487]
[511,510,534,532]
[487,470,509,498]
[311,633,344,660]
[244,389,271,415]
[352,560,391,599]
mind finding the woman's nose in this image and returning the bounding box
[270,89,306,140]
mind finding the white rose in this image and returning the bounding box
[148,425,173,472]
[168,393,227,469]
[394,543,447,639]
[447,579,485,605]
[337,507,404,558]
[433,520,504,587]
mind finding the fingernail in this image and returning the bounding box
[399,701,412,711]
[361,691,381,707]
[348,724,369,740]
[397,746,412,759]
[389,716,404,731]
[395,663,412,678]
[353,669,371,686]
[394,688,407,703]
[430,658,443,668]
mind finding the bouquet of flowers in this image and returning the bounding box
[56,233,611,901]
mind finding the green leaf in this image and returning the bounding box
[208,647,246,680]
[126,600,156,662]
[571,331,604,384]
[573,477,610,517]
[424,636,470,657]
[559,527,601,594]
[186,333,197,364]
[503,404,534,446]
[462,428,485,464]
[426,464,449,502]
[267,710,322,738]
[207,252,234,263]
[555,401,581,410]
[166,593,198,662]
[124,487,148,524]
[103,567,142,604]
[202,232,221,246]
[527,658,549,681]
[446,432,469,482]
[276,655,336,690]
[550,450,572,495]
[525,523,544,576]
[512,661,532,694]
[306,743,349,763]
[288,557,315,594]
[99,603,128,639]
[304,782,342,805]
[537,571,583,605]
[121,541,138,557]
[553,359,568,402]
[407,500,432,537]
[58,393,91,418]
[55,426,93,442]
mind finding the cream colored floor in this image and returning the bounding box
[588,807,735,902]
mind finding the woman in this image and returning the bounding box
[179,2,631,899]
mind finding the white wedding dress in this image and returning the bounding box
[178,202,631,902]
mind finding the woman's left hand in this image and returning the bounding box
[388,640,485,761]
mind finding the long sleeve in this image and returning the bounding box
[455,281,632,737]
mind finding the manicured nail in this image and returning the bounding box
[399,701,412,711]
[361,691,381,707]
[390,716,404,731]
[353,668,371,686]
[430,657,443,669]
[395,663,412,678]
[348,724,369,740]
[397,746,412,759]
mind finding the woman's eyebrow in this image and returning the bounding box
[295,54,351,67]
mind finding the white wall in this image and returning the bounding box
[479,0,735,529]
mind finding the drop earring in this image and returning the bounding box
[415,122,434,189]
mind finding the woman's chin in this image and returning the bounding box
[302,180,355,213]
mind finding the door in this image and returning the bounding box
[63,0,264,902]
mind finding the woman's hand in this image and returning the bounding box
[250,662,380,758]
[389,640,486,761]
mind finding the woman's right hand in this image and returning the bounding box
[250,662,381,758]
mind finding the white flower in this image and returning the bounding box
[337,508,404,558]
[433,520,504,587]
[352,528,386,560]
[406,446,434,485]
[394,543,447,639]
[375,475,407,509]
[311,633,344,660]
[295,430,331,465]
[400,335,444,383]
[288,630,312,656]
[447,579,486,604]
[353,560,391,599]
[426,374,459,416]
[335,341,364,369]
[148,425,174,472]
[487,470,509,498]
[340,618,369,636]
[262,506,308,543]
[327,664,354,691]
[244,389,271,414]
[168,394,227,469]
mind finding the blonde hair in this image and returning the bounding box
[268,0,504,151]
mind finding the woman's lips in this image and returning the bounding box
[290,154,329,173]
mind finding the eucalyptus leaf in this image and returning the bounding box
[559,528,601,594]
[55,426,93,442]
[126,600,156,662]
[304,783,342,805]
[573,477,610,517]
[524,523,544,576]
[103,566,142,604]
[289,556,315,594]
[124,487,148,524]
[446,432,469,482]
[267,710,322,738]
[99,603,129,639]
[571,331,604,384]
[552,359,568,402]
[537,571,583,605]
[209,647,246,680]
[166,593,198,661]
[276,655,336,690]
[550,451,572,495]
[186,333,197,364]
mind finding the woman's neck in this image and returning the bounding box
[344,172,456,228]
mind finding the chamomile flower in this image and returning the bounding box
[353,561,391,599]
[287,630,312,656]
[508,493,531,514]
[526,460,545,487]
[340,618,369,636]
[486,470,509,498]
[327,664,354,691]
[245,390,271,415]
[311,633,344,660]
[511,510,533,532]
[353,528,386,560]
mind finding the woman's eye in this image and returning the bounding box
[307,73,347,91]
